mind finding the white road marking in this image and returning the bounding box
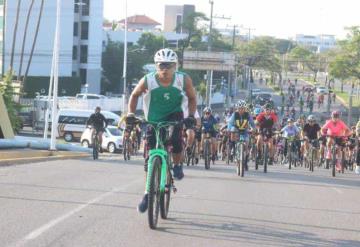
[333,188,343,194]
[12,178,142,247]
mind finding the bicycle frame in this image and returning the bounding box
[145,121,177,194]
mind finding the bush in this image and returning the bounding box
[0,70,22,132]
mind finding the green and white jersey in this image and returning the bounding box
[143,71,188,123]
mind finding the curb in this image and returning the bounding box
[0,150,90,166]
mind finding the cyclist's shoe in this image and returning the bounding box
[186,146,192,156]
[137,194,148,213]
[355,166,360,174]
[195,157,199,164]
[173,165,184,180]
[99,147,103,153]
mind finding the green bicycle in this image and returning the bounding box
[145,120,178,229]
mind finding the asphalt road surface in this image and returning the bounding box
[1,154,359,247]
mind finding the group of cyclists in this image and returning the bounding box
[85,48,360,215]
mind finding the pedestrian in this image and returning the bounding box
[308,100,314,114]
[332,92,336,103]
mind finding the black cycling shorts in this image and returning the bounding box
[144,112,184,172]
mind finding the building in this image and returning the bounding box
[295,34,336,52]
[2,0,103,94]
[163,5,195,33]
[117,15,160,32]
[0,0,5,74]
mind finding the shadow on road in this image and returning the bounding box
[157,210,360,247]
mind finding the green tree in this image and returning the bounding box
[101,41,147,93]
[329,26,360,92]
[137,32,168,63]
[196,81,207,106]
[0,71,21,131]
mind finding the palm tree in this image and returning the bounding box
[10,0,22,71]
[23,0,45,88]
[17,0,36,83]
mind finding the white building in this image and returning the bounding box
[2,0,103,94]
[295,34,336,52]
[164,5,195,33]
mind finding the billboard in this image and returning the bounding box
[183,51,236,71]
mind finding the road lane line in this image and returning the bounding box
[333,188,343,194]
[12,178,142,247]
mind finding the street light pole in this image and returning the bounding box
[122,0,128,114]
[206,0,213,107]
[50,0,61,150]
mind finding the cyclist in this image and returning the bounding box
[86,106,108,153]
[183,109,200,160]
[355,119,360,174]
[228,100,255,166]
[118,112,140,154]
[321,111,352,171]
[126,48,197,213]
[200,107,218,162]
[281,118,300,164]
[256,103,278,165]
[302,115,321,160]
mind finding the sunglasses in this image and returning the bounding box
[158,63,174,70]
[205,112,211,115]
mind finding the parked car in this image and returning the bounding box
[316,86,329,94]
[56,109,120,142]
[76,94,107,100]
[80,126,123,153]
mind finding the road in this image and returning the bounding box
[1,155,360,247]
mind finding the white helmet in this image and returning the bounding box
[237,100,247,109]
[154,48,178,63]
[203,107,212,113]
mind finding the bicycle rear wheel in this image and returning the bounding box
[148,156,161,229]
[332,147,336,177]
[160,165,172,219]
[310,148,314,172]
[123,139,128,160]
[226,142,231,165]
[263,144,268,173]
[93,136,98,160]
[204,140,210,170]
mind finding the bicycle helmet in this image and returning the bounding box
[237,100,247,109]
[264,103,272,110]
[203,107,212,113]
[287,118,294,122]
[154,48,178,63]
[254,107,262,116]
[331,110,340,118]
[307,115,315,121]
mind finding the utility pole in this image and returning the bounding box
[205,0,214,107]
[122,0,128,113]
[348,83,354,125]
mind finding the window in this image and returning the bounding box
[72,46,78,60]
[175,14,182,33]
[74,0,79,13]
[81,21,89,40]
[82,0,90,16]
[80,45,88,63]
[58,116,88,125]
[73,22,78,36]
[80,69,87,84]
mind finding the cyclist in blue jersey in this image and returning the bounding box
[200,107,218,161]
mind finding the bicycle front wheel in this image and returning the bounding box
[148,156,161,229]
[160,165,172,219]
[263,144,268,173]
[93,136,98,160]
[204,140,210,170]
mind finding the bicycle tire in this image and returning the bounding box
[288,142,292,170]
[239,143,245,177]
[123,139,128,161]
[148,156,161,229]
[226,142,231,165]
[255,145,259,170]
[93,135,98,160]
[160,165,171,219]
[332,147,336,177]
[263,144,268,173]
[310,148,314,172]
[205,140,210,170]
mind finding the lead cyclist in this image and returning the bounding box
[126,48,197,213]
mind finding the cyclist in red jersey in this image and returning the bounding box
[256,103,278,165]
[321,111,351,160]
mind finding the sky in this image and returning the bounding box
[103,0,360,39]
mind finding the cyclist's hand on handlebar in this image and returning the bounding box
[126,113,136,124]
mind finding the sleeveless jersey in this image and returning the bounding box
[234,112,250,130]
[143,71,187,123]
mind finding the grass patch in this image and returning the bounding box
[334,90,360,107]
